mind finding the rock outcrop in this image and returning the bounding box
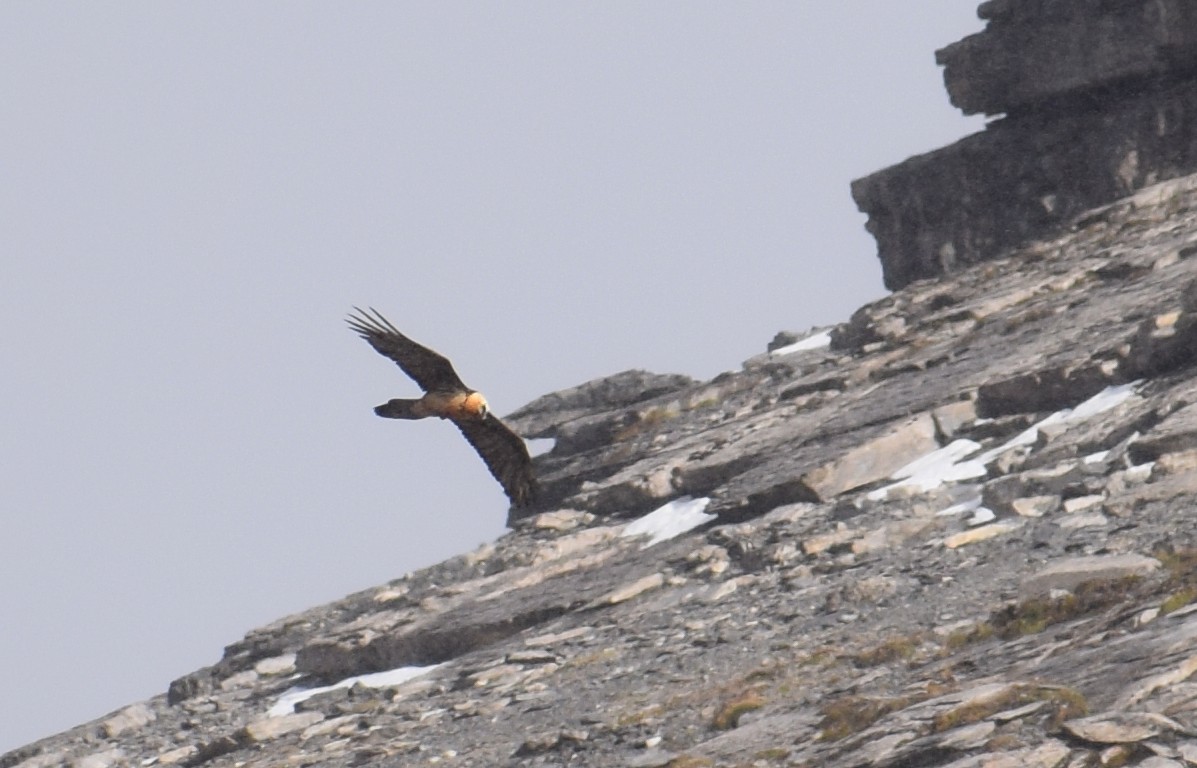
[852,0,1197,290]
[14,6,1197,768]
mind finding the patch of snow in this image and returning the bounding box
[975,419,1053,463]
[771,330,832,356]
[268,664,440,717]
[1125,461,1155,482]
[1083,450,1110,464]
[936,489,983,517]
[867,440,984,500]
[1068,381,1139,420]
[893,438,984,485]
[967,507,996,526]
[622,497,714,547]
[973,381,1141,465]
[870,382,1142,501]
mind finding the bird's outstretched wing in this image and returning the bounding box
[454,415,540,508]
[347,307,467,393]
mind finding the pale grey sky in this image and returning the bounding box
[0,3,984,752]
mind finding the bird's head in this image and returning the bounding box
[463,391,489,419]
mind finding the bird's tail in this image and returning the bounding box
[375,398,426,419]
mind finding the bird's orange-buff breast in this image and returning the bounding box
[421,390,488,420]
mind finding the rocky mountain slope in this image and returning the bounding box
[13,3,1197,767]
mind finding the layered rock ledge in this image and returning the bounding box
[852,0,1197,290]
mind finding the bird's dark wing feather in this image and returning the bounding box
[455,415,540,508]
[347,307,467,393]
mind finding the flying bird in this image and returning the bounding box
[347,307,540,509]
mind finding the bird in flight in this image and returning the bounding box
[347,307,540,509]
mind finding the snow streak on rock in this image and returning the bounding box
[621,497,714,548]
[268,665,441,717]
[871,383,1141,502]
[771,330,832,356]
